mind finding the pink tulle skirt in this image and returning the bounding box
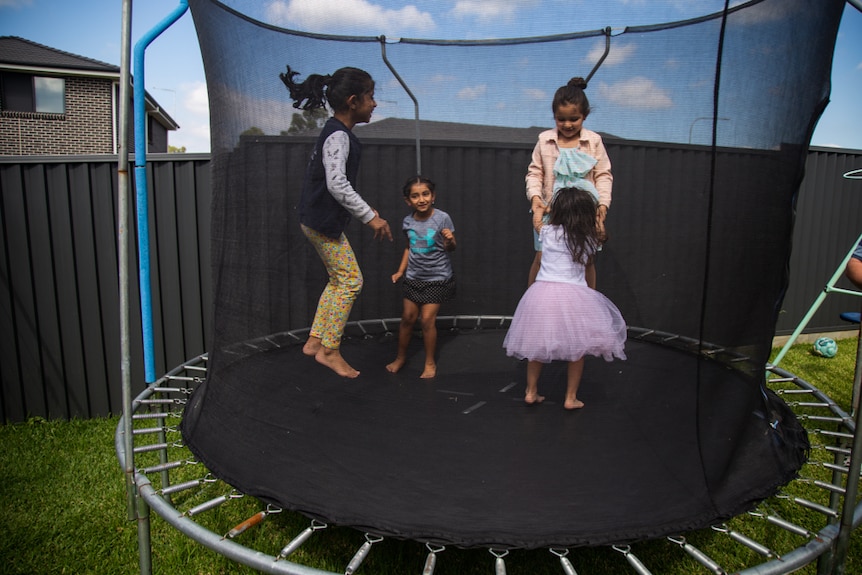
[504,281,627,363]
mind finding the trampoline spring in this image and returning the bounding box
[164,375,199,382]
[767,376,798,384]
[345,533,384,575]
[185,490,244,517]
[222,505,280,534]
[423,543,445,575]
[667,536,724,575]
[133,442,169,454]
[132,412,170,420]
[789,496,839,518]
[611,545,653,575]
[813,479,846,495]
[133,426,166,435]
[712,524,775,558]
[549,548,578,575]
[160,478,206,496]
[148,387,191,395]
[225,510,267,539]
[138,398,178,405]
[764,514,813,538]
[489,549,508,575]
[791,401,831,409]
[776,388,815,395]
[817,429,854,440]
[141,460,185,474]
[821,461,851,474]
[824,445,852,456]
[276,519,327,561]
[802,415,846,424]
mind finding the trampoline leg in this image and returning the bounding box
[851,315,861,416]
[136,491,153,575]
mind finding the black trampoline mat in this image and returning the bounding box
[182,327,803,548]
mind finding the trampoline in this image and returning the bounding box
[116,317,861,574]
[114,0,862,572]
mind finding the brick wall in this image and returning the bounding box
[0,76,115,155]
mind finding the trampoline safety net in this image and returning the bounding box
[181,0,843,549]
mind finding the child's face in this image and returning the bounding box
[349,90,377,124]
[405,183,435,216]
[554,102,584,142]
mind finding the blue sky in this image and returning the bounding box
[1,0,860,153]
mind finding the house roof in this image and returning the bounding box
[0,36,118,74]
[0,36,178,131]
[351,118,618,144]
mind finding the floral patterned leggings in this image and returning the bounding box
[301,225,363,349]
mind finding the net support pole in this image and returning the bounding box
[379,36,421,175]
[133,0,189,383]
[772,232,862,368]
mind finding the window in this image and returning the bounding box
[1,72,65,114]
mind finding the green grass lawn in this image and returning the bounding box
[1,336,861,575]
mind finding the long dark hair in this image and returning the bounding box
[280,66,374,112]
[551,76,590,117]
[548,187,600,264]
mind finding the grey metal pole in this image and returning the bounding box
[379,36,421,175]
[118,0,135,522]
[119,1,154,573]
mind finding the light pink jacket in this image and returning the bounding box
[525,128,613,209]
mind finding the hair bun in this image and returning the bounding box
[568,77,587,90]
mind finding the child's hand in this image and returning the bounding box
[391,271,403,283]
[441,228,456,251]
[532,205,545,233]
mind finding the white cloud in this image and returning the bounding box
[457,84,487,100]
[169,82,211,153]
[597,77,673,109]
[451,0,540,22]
[265,0,435,34]
[523,88,546,101]
[585,41,635,67]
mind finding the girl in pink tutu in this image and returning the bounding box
[504,187,626,409]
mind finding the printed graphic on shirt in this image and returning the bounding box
[408,229,437,254]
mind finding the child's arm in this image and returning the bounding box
[441,228,456,251]
[526,140,549,231]
[391,248,409,283]
[323,132,392,241]
[591,137,613,222]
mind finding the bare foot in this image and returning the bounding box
[386,357,406,373]
[525,393,545,405]
[420,362,437,379]
[564,398,585,410]
[315,347,359,378]
[303,337,322,357]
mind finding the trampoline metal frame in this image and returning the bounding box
[115,1,862,572]
[116,318,862,575]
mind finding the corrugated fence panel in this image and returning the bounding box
[782,148,862,334]
[0,146,859,422]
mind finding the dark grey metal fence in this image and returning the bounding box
[0,144,859,422]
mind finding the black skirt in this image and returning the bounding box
[403,277,456,304]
